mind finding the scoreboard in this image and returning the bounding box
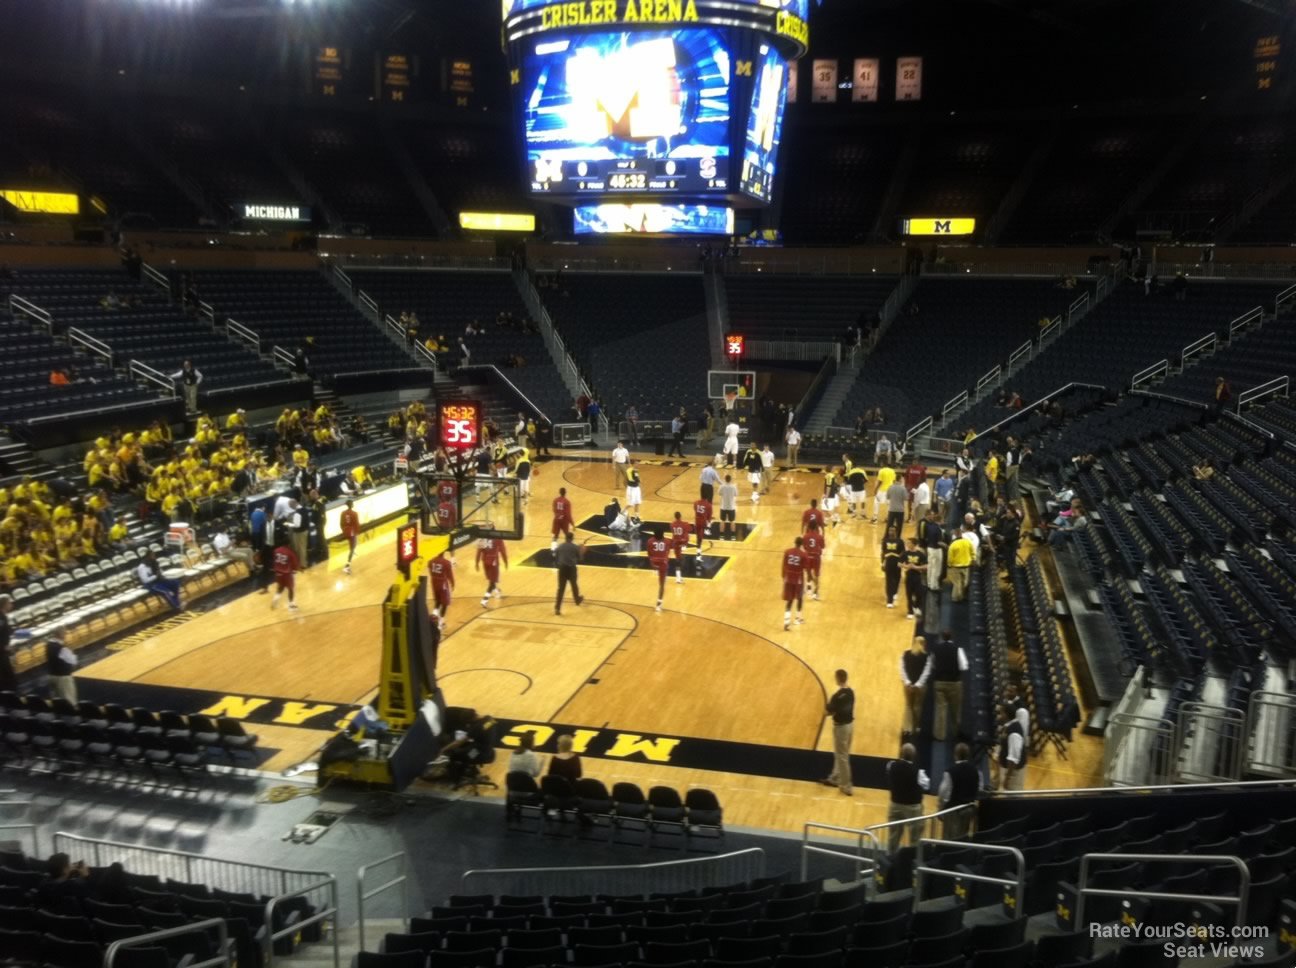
[503,0,810,210]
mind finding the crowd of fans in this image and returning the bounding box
[0,476,126,586]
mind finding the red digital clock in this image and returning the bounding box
[439,400,482,450]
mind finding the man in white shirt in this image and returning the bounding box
[785,427,801,467]
[717,474,739,540]
[722,421,741,466]
[874,435,894,467]
[911,478,931,529]
[760,444,775,495]
[611,440,629,486]
[963,512,990,560]
[515,412,528,448]
[997,703,1027,791]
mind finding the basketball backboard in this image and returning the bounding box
[419,473,523,543]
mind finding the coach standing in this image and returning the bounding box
[821,669,855,796]
[170,360,203,413]
[554,534,585,616]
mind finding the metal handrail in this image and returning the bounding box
[0,800,39,857]
[1038,315,1062,343]
[975,365,1003,396]
[941,390,969,418]
[1180,332,1217,368]
[1176,701,1245,782]
[795,353,839,430]
[384,313,407,341]
[1238,376,1289,411]
[226,317,261,352]
[1276,283,1296,315]
[1229,306,1264,340]
[198,300,215,326]
[9,293,53,331]
[412,341,439,370]
[1074,853,1250,930]
[462,848,765,897]
[332,264,352,291]
[916,839,1027,919]
[359,291,380,316]
[800,821,884,884]
[460,364,550,424]
[905,415,934,444]
[1066,292,1089,321]
[130,359,178,398]
[67,326,114,365]
[1130,359,1169,390]
[1007,339,1033,368]
[264,876,339,968]
[356,851,409,953]
[272,345,296,369]
[1247,691,1296,776]
[141,262,172,294]
[106,918,231,968]
[22,396,166,427]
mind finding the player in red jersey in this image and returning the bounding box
[782,536,806,631]
[693,495,713,551]
[428,548,455,627]
[802,519,826,601]
[270,541,299,610]
[551,487,574,552]
[802,498,826,533]
[669,511,693,584]
[475,537,509,608]
[435,499,457,532]
[646,527,671,612]
[437,479,458,506]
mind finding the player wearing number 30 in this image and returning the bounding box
[647,528,671,613]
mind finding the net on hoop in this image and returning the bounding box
[723,389,738,411]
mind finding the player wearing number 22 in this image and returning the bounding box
[476,538,509,608]
[782,537,806,631]
[429,549,454,627]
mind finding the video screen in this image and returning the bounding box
[739,43,788,201]
[522,29,732,196]
[505,0,812,18]
[573,202,735,235]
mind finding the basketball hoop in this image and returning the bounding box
[723,389,738,411]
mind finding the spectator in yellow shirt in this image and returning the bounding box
[292,446,310,468]
[226,409,247,430]
[946,530,974,602]
[109,516,129,546]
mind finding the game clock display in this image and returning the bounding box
[438,402,482,450]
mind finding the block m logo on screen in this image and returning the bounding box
[934,219,952,233]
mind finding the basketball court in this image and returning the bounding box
[73,448,1104,835]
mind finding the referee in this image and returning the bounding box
[699,459,722,504]
[554,533,586,615]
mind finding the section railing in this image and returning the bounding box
[7,293,53,333]
[1073,854,1250,931]
[1038,315,1062,343]
[1129,359,1170,390]
[67,326,114,366]
[1229,306,1264,341]
[1066,292,1090,322]
[141,262,172,294]
[462,848,765,898]
[1238,376,1289,412]
[1175,701,1245,782]
[1180,332,1217,370]
[272,345,296,370]
[1247,691,1296,776]
[795,353,839,429]
[1276,283,1296,316]
[332,264,353,293]
[265,876,340,968]
[746,339,841,362]
[866,804,976,854]
[460,364,550,425]
[356,851,410,953]
[225,318,261,354]
[800,822,884,885]
[994,777,1296,798]
[106,919,231,968]
[129,359,177,398]
[1103,711,1175,786]
[198,301,216,326]
[970,382,1107,446]
[359,291,380,317]
[0,801,39,857]
[916,839,1026,919]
